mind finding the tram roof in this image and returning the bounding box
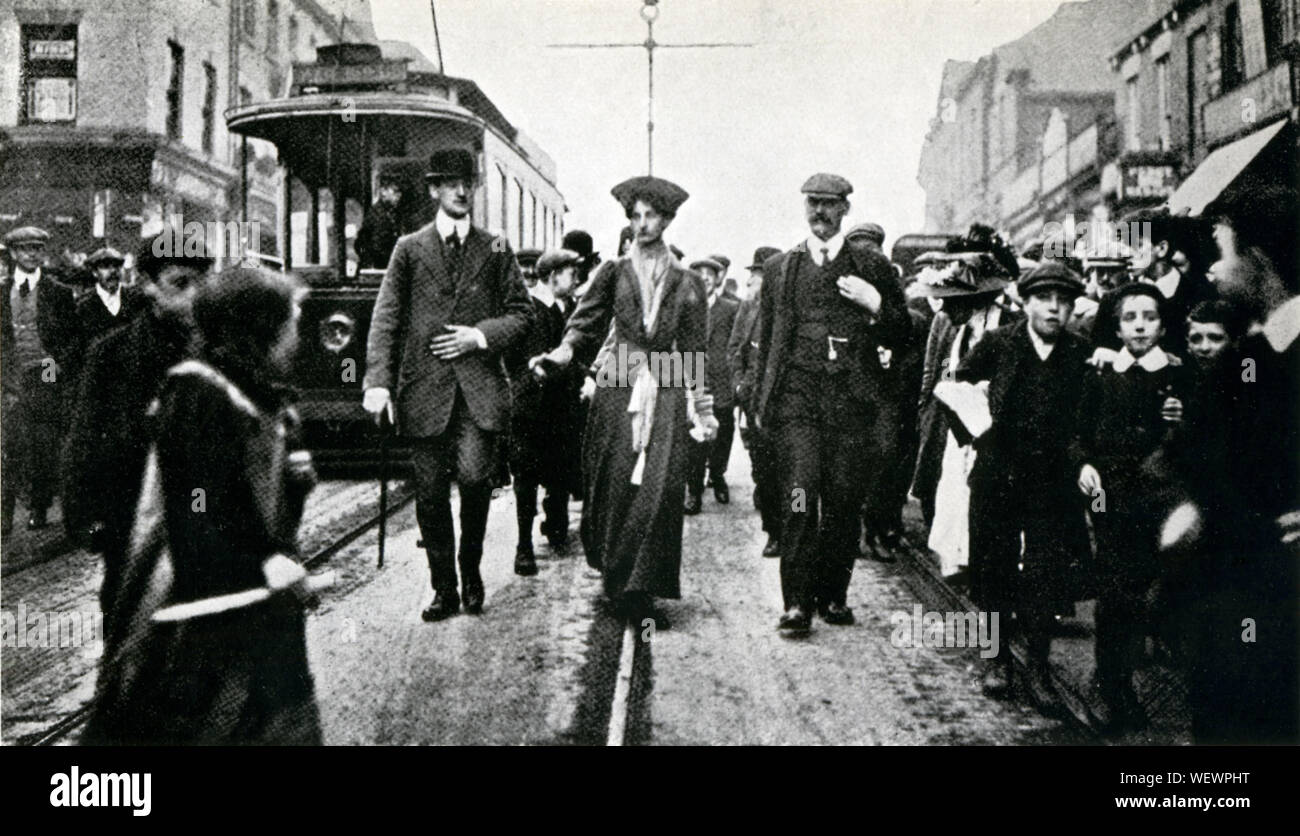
[225,91,485,145]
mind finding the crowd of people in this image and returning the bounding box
[1,145,1295,746]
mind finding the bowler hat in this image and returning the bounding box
[3,226,50,248]
[1018,260,1085,299]
[611,176,689,217]
[537,248,582,278]
[801,173,853,198]
[748,246,780,270]
[562,230,600,268]
[425,148,477,183]
[86,247,125,268]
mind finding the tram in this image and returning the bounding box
[226,41,566,473]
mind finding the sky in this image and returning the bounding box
[369,0,1068,270]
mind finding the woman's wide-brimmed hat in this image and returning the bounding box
[611,176,689,216]
[910,252,1011,298]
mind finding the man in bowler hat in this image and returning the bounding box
[752,175,914,634]
[364,148,534,621]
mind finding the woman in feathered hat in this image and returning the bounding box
[532,176,715,627]
[910,224,1021,579]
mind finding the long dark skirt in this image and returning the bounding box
[580,382,690,600]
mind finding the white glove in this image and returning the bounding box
[262,554,310,602]
[1077,464,1102,496]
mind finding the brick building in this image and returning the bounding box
[0,0,376,262]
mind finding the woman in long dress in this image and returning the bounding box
[85,266,321,745]
[535,177,716,622]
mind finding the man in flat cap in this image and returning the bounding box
[954,259,1090,701]
[507,248,584,576]
[2,226,77,533]
[730,245,782,556]
[685,255,741,513]
[74,248,146,354]
[846,222,886,254]
[752,174,914,634]
[365,147,534,622]
[64,234,214,623]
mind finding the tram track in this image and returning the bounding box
[14,486,415,747]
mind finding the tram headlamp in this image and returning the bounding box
[320,312,356,353]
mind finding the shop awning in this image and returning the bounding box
[1166,119,1288,215]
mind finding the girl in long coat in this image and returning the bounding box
[85,267,320,745]
[535,177,715,620]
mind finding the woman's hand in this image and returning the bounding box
[1078,464,1102,496]
[530,342,574,379]
[1161,396,1183,423]
[263,554,310,602]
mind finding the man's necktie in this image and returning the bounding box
[18,281,30,298]
[446,232,462,275]
[820,246,830,267]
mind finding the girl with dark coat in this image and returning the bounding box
[85,267,321,745]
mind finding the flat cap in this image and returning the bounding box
[3,226,50,247]
[425,148,477,183]
[86,247,125,267]
[801,173,853,198]
[690,256,724,274]
[846,222,885,245]
[537,248,582,277]
[748,246,781,269]
[611,176,690,216]
[709,253,730,270]
[1017,259,1085,299]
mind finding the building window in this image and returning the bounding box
[19,24,78,124]
[515,181,524,248]
[166,41,185,141]
[202,63,217,153]
[498,167,509,234]
[1126,76,1141,151]
[531,194,538,247]
[1155,55,1171,151]
[243,0,257,41]
[267,0,279,55]
[1261,0,1289,66]
[1188,28,1208,150]
[1221,3,1245,91]
[289,15,299,59]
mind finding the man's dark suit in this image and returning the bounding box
[689,289,740,497]
[1,270,76,525]
[752,241,913,612]
[365,220,533,597]
[729,292,781,536]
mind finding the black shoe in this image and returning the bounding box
[514,545,538,576]
[712,480,730,504]
[762,534,781,558]
[462,583,485,615]
[819,602,855,626]
[546,527,569,550]
[684,493,702,515]
[421,591,460,622]
[777,607,812,635]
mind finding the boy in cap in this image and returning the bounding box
[686,255,740,513]
[507,248,583,575]
[729,245,782,556]
[63,234,214,622]
[752,173,914,634]
[2,226,77,532]
[955,260,1091,703]
[364,148,534,621]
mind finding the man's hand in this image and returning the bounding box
[1078,464,1102,496]
[579,375,596,401]
[262,554,310,602]
[429,324,485,360]
[836,274,882,315]
[362,387,393,426]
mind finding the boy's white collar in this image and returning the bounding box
[1113,345,1169,372]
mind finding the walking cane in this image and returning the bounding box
[377,405,391,569]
